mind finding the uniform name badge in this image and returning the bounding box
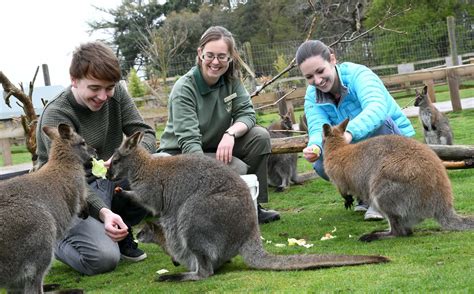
[224,93,237,112]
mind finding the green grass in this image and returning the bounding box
[41,168,474,293]
[40,105,474,293]
[2,83,474,293]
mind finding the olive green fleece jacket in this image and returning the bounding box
[36,83,156,220]
[158,66,256,153]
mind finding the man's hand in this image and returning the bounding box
[99,208,128,242]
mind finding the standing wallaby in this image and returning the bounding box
[299,113,308,133]
[0,124,94,293]
[106,131,389,282]
[267,113,302,192]
[414,85,453,145]
[323,119,474,242]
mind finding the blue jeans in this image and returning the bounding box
[313,117,402,181]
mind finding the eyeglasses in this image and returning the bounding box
[201,52,232,63]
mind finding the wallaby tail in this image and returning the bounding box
[437,209,474,230]
[292,171,318,185]
[240,236,389,271]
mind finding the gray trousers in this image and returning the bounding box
[55,179,147,275]
[159,126,272,203]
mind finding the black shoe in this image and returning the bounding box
[118,232,147,262]
[258,204,280,224]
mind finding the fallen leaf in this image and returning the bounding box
[320,233,336,241]
[156,269,169,275]
[275,243,286,247]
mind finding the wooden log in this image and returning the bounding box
[428,144,474,161]
[270,135,474,161]
[443,159,474,169]
[270,135,308,154]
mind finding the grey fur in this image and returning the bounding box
[0,124,94,293]
[106,131,389,282]
[267,113,302,192]
[323,119,474,242]
[414,85,454,145]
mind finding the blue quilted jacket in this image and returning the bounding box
[304,62,415,149]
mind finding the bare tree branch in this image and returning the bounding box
[254,87,297,110]
[251,4,410,99]
[0,70,40,163]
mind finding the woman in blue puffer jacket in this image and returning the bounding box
[296,40,415,220]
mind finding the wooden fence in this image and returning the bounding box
[1,63,474,166]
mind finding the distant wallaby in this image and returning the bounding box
[267,131,302,192]
[0,124,94,293]
[299,113,308,133]
[267,112,293,135]
[414,85,453,145]
[267,113,302,192]
[106,131,389,282]
[323,119,474,242]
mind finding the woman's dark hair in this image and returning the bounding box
[196,26,241,80]
[69,41,121,82]
[295,40,333,66]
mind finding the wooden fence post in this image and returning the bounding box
[447,68,462,111]
[447,16,460,67]
[0,138,13,166]
[423,79,437,102]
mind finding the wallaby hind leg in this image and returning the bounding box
[276,177,289,192]
[360,215,413,242]
[157,254,214,282]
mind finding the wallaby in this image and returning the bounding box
[267,112,293,135]
[106,131,389,282]
[322,119,474,242]
[0,124,94,293]
[267,113,302,192]
[414,85,453,145]
[299,113,308,133]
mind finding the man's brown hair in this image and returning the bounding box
[69,41,121,82]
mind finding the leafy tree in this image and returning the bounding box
[142,10,203,82]
[127,68,146,97]
[89,0,171,76]
[363,0,474,63]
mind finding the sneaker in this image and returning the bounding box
[118,232,147,262]
[364,206,384,221]
[258,204,280,224]
[354,200,369,212]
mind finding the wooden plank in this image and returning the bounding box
[0,125,25,140]
[0,138,13,166]
[270,135,474,161]
[382,64,474,86]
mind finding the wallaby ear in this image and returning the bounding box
[322,123,332,137]
[422,85,428,95]
[339,118,350,131]
[124,131,144,151]
[57,123,74,140]
[415,88,420,95]
[42,125,59,140]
